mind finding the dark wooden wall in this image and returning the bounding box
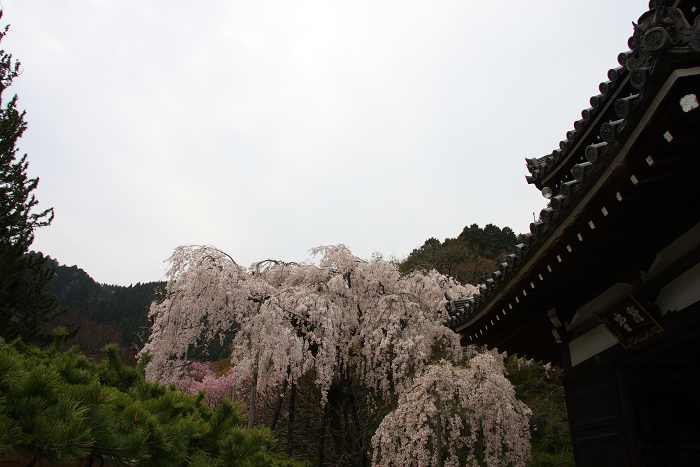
[564,304,700,466]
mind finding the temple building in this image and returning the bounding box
[443,1,700,465]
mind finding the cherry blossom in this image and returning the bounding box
[180,362,236,408]
[140,245,533,464]
[141,244,474,405]
[371,355,532,467]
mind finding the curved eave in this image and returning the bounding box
[445,31,700,362]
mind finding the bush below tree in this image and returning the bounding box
[0,329,312,467]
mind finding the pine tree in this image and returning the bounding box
[0,330,280,466]
[0,12,60,345]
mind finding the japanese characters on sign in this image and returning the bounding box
[595,293,663,349]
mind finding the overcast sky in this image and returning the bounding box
[2,0,647,285]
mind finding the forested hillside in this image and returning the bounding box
[399,223,520,284]
[33,253,164,360]
[36,224,518,359]
[38,223,518,358]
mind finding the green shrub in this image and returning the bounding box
[505,357,574,467]
[0,329,275,466]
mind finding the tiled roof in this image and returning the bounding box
[443,2,700,338]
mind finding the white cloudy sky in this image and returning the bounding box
[2,0,646,285]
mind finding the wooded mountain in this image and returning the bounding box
[33,253,163,359]
[399,223,520,285]
[38,223,519,358]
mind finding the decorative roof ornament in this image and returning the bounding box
[626,6,700,70]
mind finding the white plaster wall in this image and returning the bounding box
[655,261,700,315]
[569,324,619,366]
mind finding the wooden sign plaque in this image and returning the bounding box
[594,293,663,349]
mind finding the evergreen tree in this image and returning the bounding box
[0,14,60,345]
[0,330,282,466]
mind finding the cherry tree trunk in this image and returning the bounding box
[248,351,259,430]
[435,391,443,467]
[318,405,328,467]
[270,365,291,431]
[287,382,297,456]
[350,398,368,467]
[342,401,356,466]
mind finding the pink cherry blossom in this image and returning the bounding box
[140,245,475,406]
[139,246,533,466]
[372,356,531,467]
